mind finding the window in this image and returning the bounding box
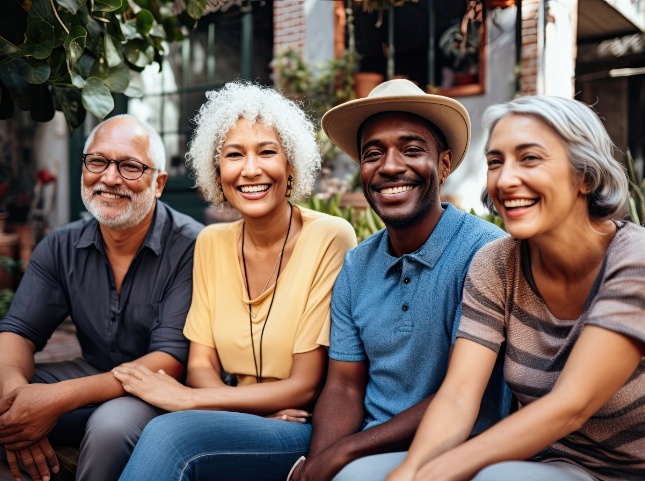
[352,0,485,96]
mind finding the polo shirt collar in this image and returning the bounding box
[76,200,165,256]
[379,203,464,271]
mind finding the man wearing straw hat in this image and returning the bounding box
[290,80,510,481]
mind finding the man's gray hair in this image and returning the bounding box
[481,95,628,220]
[83,114,166,172]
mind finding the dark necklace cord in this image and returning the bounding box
[242,202,293,383]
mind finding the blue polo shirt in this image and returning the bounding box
[329,203,510,433]
[0,201,203,372]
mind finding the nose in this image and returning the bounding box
[100,161,123,185]
[378,148,406,176]
[241,152,262,178]
[493,159,521,191]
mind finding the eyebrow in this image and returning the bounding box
[222,141,280,150]
[361,134,429,152]
[485,142,545,156]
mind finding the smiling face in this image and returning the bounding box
[218,118,292,219]
[359,112,451,230]
[81,117,166,231]
[486,114,589,239]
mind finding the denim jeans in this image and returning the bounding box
[473,461,601,481]
[118,410,312,481]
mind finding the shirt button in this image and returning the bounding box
[403,278,410,284]
[111,316,116,322]
[402,304,409,312]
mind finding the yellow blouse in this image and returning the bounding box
[184,206,357,386]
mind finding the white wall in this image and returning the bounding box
[443,7,518,214]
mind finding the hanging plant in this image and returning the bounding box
[0,0,213,130]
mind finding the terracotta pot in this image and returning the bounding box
[353,72,385,99]
[486,0,515,8]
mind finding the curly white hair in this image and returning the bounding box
[186,80,321,206]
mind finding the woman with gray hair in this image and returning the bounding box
[114,80,357,480]
[387,96,645,481]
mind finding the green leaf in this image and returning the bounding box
[123,38,154,69]
[185,0,208,20]
[103,34,122,68]
[24,20,55,59]
[64,25,87,72]
[136,9,154,36]
[70,71,86,88]
[51,85,85,130]
[92,0,122,13]
[55,0,87,15]
[76,4,103,50]
[92,60,129,93]
[73,52,95,78]
[0,36,21,63]
[120,20,138,40]
[82,76,114,119]
[0,60,39,110]
[123,84,142,97]
[19,58,51,84]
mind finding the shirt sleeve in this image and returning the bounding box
[183,231,216,349]
[148,237,196,364]
[0,236,70,351]
[456,243,508,354]
[584,227,645,345]
[328,252,367,361]
[294,219,357,352]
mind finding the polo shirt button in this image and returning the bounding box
[111,316,116,322]
[402,304,409,311]
[403,278,410,284]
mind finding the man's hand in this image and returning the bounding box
[291,440,351,481]
[5,437,59,481]
[113,363,193,412]
[0,384,62,449]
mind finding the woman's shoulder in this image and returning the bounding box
[196,220,242,246]
[606,221,645,267]
[298,206,357,241]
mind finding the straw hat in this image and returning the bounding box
[322,79,471,172]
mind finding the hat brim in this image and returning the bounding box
[322,95,470,172]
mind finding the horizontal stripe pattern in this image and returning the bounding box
[457,224,645,481]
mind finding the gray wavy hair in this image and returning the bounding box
[186,80,321,206]
[481,95,628,220]
[84,114,166,171]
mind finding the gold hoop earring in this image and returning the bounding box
[285,175,294,197]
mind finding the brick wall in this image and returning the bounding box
[274,1,306,55]
[521,0,541,95]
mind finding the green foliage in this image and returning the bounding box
[626,150,645,226]
[0,289,15,319]
[300,194,385,243]
[357,0,418,13]
[0,0,206,130]
[469,208,506,231]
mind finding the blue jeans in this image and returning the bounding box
[118,410,312,481]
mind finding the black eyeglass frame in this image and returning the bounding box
[81,153,158,181]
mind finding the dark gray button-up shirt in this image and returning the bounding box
[0,201,203,372]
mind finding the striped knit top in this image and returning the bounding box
[457,221,645,481]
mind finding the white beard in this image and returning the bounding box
[81,175,158,230]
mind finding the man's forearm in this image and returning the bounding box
[337,395,433,461]
[308,384,365,457]
[0,333,35,398]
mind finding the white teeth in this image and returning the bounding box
[100,192,123,199]
[240,185,270,193]
[503,198,537,208]
[380,185,413,195]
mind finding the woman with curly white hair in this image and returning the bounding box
[115,80,357,480]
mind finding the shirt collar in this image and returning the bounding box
[75,200,165,256]
[379,203,465,271]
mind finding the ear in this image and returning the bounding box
[438,150,452,185]
[154,172,168,198]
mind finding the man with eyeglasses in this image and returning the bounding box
[0,115,203,481]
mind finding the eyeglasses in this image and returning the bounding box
[82,154,157,180]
